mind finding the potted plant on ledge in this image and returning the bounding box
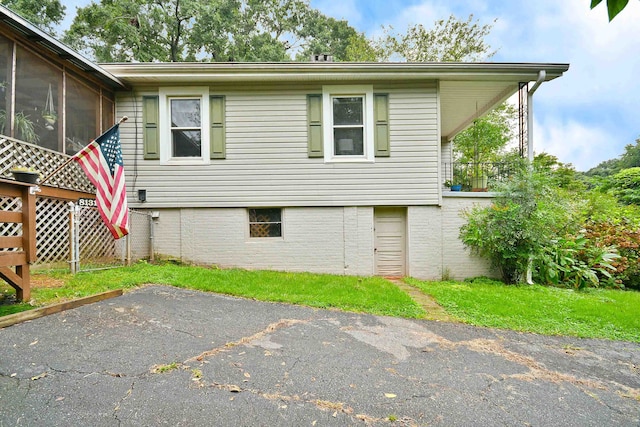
[10,166,40,184]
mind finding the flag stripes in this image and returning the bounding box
[73,125,129,239]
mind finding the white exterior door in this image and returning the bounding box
[374,207,406,277]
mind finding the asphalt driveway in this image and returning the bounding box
[1,285,639,426]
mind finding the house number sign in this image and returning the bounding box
[77,198,97,207]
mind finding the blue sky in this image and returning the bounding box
[61,0,640,171]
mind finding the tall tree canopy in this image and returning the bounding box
[383,14,496,62]
[0,0,65,35]
[62,0,361,63]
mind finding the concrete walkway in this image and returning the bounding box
[1,285,639,426]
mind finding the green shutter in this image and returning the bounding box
[374,93,390,157]
[210,95,226,159]
[307,94,323,158]
[142,96,159,160]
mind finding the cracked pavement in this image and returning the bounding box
[0,285,639,426]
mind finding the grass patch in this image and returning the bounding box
[1,262,425,319]
[406,277,640,343]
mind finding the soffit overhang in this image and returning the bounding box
[102,62,569,139]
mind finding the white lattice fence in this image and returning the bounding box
[0,136,94,192]
[35,198,70,263]
[77,206,117,264]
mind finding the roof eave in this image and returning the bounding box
[100,62,570,85]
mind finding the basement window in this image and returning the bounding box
[249,208,282,238]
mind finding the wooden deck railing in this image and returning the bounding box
[0,178,37,301]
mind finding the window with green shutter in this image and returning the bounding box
[317,85,390,162]
[210,95,226,159]
[374,94,390,157]
[151,87,226,164]
[142,96,159,160]
[307,94,323,157]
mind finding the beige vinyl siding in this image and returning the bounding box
[117,84,438,208]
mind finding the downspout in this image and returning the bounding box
[525,70,546,285]
[526,70,546,162]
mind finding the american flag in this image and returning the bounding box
[73,124,129,239]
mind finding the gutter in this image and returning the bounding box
[526,70,546,162]
[524,70,547,285]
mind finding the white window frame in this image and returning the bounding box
[159,86,210,165]
[322,85,375,163]
[247,208,284,239]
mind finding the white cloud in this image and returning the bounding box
[534,118,624,171]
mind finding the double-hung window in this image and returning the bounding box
[170,98,202,158]
[322,85,375,162]
[159,87,210,164]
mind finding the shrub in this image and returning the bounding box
[584,221,640,289]
[460,168,578,284]
[534,235,619,290]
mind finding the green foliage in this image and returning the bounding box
[453,103,517,164]
[584,221,640,290]
[611,167,640,205]
[534,235,619,290]
[0,0,65,35]
[294,11,359,61]
[533,153,587,192]
[384,14,496,62]
[460,168,577,284]
[343,33,386,62]
[62,0,362,63]
[590,0,630,21]
[407,277,640,342]
[0,110,39,143]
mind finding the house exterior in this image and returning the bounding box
[100,62,569,280]
[0,5,570,280]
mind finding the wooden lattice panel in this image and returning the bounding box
[0,136,94,193]
[35,198,70,263]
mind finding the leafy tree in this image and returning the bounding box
[452,103,516,164]
[344,33,386,62]
[63,0,362,63]
[295,11,359,61]
[533,153,586,192]
[611,167,640,205]
[590,0,634,21]
[0,0,65,35]
[384,14,496,62]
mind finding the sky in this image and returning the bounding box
[60,0,640,171]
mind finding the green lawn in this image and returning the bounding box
[0,262,425,319]
[2,263,639,343]
[406,277,640,343]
